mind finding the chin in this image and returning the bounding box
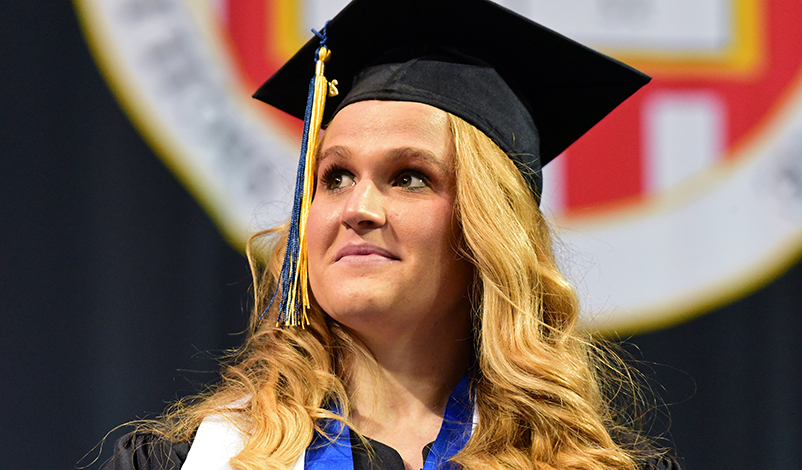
[318,292,410,333]
[321,297,394,323]
[315,277,399,312]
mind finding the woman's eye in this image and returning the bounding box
[395,172,428,189]
[325,171,355,190]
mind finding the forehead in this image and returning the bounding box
[321,100,453,158]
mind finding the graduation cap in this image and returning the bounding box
[253,0,650,327]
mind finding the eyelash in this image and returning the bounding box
[318,165,431,191]
[395,170,430,189]
[319,165,351,191]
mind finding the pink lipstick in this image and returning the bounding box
[335,243,399,261]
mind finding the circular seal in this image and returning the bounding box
[74,0,802,333]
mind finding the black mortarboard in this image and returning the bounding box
[253,0,650,327]
[254,0,651,197]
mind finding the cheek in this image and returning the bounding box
[409,204,475,309]
[306,200,336,249]
[305,201,337,285]
[433,206,472,277]
[306,196,349,286]
[410,203,461,262]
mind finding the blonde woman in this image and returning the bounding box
[104,1,680,469]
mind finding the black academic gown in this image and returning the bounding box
[102,431,682,470]
[102,430,410,470]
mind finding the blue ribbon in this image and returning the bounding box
[306,374,474,470]
[424,374,473,469]
[305,397,352,470]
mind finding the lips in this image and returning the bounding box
[335,243,399,262]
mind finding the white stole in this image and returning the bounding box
[182,414,304,470]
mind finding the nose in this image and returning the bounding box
[341,180,386,230]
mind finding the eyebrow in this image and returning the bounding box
[316,144,348,166]
[317,145,450,174]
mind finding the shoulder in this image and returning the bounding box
[612,430,682,470]
[640,453,683,470]
[102,431,191,470]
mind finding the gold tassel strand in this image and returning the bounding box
[283,46,338,327]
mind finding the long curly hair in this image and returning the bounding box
[147,113,650,470]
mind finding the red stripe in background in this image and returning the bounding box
[562,0,802,214]
[564,93,645,213]
[224,0,303,136]
[225,0,274,92]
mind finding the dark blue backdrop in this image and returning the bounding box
[2,2,800,469]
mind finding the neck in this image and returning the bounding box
[350,338,472,418]
[344,316,473,469]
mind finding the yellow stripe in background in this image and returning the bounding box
[273,0,307,62]
[609,0,764,78]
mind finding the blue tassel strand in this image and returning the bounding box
[262,25,336,327]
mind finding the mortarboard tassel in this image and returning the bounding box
[266,27,338,327]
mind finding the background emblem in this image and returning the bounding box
[75,0,802,333]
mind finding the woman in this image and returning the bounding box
[105,0,680,469]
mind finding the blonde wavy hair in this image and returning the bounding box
[147,113,651,470]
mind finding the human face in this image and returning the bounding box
[306,100,474,341]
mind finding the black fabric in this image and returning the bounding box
[101,431,416,470]
[350,430,407,470]
[103,430,680,470]
[643,454,683,470]
[102,432,190,470]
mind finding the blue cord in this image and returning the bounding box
[261,76,316,324]
[261,22,330,324]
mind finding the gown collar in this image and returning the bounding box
[306,373,473,470]
[183,374,475,470]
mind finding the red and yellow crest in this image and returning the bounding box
[75,0,802,333]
